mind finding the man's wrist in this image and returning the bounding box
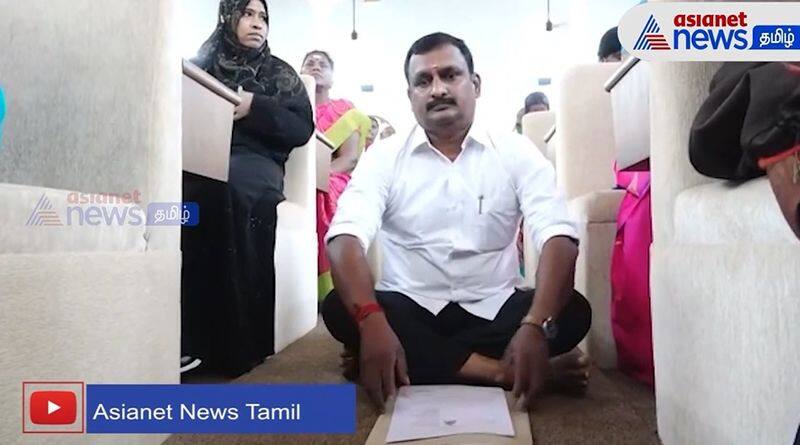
[520,314,558,340]
[353,302,384,323]
[520,314,545,328]
[358,311,388,332]
[519,322,545,338]
[518,323,550,355]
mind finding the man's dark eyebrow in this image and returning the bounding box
[438,65,463,74]
[411,70,433,81]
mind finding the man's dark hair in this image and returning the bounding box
[524,92,550,111]
[404,32,474,82]
[597,27,621,60]
[302,50,334,70]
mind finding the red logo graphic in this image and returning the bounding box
[22,381,84,434]
[30,391,77,425]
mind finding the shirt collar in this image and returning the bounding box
[409,119,492,154]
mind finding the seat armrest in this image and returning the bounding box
[568,190,625,224]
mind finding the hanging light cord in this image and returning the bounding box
[351,0,358,39]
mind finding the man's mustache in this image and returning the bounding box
[426,99,457,111]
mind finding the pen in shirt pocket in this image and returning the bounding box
[478,195,484,215]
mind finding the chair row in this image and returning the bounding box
[522,62,624,370]
[523,58,800,444]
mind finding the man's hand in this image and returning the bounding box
[234,88,254,121]
[359,313,410,412]
[502,324,550,410]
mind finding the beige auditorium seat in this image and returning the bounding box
[273,75,318,352]
[549,63,625,369]
[650,62,800,444]
[521,110,556,163]
[0,1,181,444]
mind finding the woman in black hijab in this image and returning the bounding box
[181,0,314,376]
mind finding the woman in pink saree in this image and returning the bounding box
[301,50,372,300]
[611,164,654,387]
[599,29,654,386]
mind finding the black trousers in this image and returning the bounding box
[321,288,592,384]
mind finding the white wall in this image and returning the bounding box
[180,0,637,132]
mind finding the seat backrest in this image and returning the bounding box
[0,0,180,203]
[608,59,651,170]
[181,60,238,183]
[282,75,316,223]
[556,63,620,200]
[522,111,556,164]
[650,62,721,244]
[0,3,181,442]
[0,0,181,251]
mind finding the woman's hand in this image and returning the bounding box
[234,87,254,121]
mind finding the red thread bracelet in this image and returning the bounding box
[758,144,800,170]
[353,302,384,324]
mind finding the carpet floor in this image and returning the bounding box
[167,321,660,445]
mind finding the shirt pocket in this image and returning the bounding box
[464,186,519,252]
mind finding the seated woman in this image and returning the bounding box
[366,115,397,149]
[181,0,314,376]
[300,50,372,301]
[690,62,800,240]
[373,115,397,141]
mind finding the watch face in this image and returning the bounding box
[542,317,558,340]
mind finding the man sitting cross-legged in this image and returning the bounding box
[321,32,592,411]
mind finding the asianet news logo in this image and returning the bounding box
[672,12,750,50]
[25,192,199,227]
[634,12,749,51]
[620,3,800,61]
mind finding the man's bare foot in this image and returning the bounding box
[456,350,591,396]
[547,348,591,396]
[457,353,513,388]
[766,152,800,240]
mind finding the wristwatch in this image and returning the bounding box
[520,315,558,340]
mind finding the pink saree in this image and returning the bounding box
[316,99,371,300]
[610,165,654,387]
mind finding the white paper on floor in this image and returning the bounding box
[385,385,515,443]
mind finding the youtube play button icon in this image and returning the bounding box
[23,382,84,433]
[30,391,77,425]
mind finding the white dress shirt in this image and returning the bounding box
[325,122,578,320]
